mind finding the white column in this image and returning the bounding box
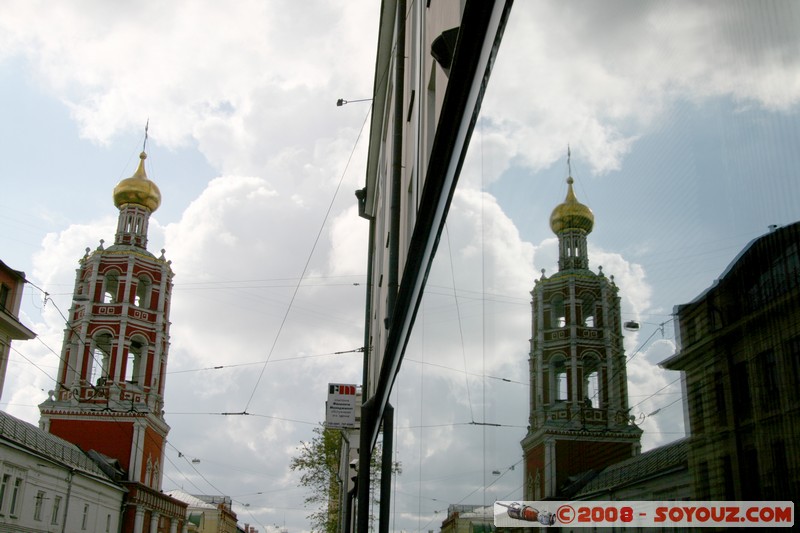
[150,512,159,533]
[544,439,557,498]
[133,507,145,533]
[130,423,143,482]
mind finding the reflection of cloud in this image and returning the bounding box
[482,0,800,177]
[4,1,795,530]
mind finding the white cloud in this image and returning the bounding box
[482,0,800,177]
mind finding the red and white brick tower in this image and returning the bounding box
[40,150,175,494]
[521,176,642,500]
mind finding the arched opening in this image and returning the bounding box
[582,354,602,407]
[102,271,119,303]
[134,276,152,308]
[582,296,595,327]
[126,337,147,385]
[550,354,568,402]
[551,295,566,328]
[91,333,113,386]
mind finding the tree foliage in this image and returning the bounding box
[290,425,401,533]
[289,425,343,533]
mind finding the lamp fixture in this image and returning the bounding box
[337,97,372,106]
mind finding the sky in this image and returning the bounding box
[1,1,799,532]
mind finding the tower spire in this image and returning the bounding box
[567,144,572,177]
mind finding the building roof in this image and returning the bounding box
[0,409,113,479]
[676,221,800,311]
[165,489,217,509]
[550,177,595,235]
[113,151,161,212]
[573,438,689,497]
[0,259,27,281]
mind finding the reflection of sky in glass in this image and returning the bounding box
[0,2,798,532]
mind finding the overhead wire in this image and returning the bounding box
[444,224,476,423]
[240,97,372,414]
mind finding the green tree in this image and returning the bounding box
[289,425,343,533]
[289,425,401,533]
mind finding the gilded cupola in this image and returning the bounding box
[113,152,161,212]
[549,176,594,234]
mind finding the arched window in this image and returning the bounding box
[550,355,567,402]
[583,354,601,407]
[91,333,113,385]
[582,296,595,327]
[102,271,119,303]
[126,337,146,385]
[551,296,566,328]
[134,276,151,308]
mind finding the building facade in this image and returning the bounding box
[352,1,512,530]
[0,410,126,532]
[38,150,188,532]
[661,221,800,501]
[0,260,37,399]
[521,177,642,500]
[167,491,238,533]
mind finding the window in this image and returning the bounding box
[696,461,709,499]
[0,283,9,311]
[583,355,601,407]
[551,296,566,328]
[771,441,789,497]
[102,271,119,303]
[126,339,145,384]
[691,381,704,435]
[582,296,595,327]
[92,333,112,386]
[82,503,90,530]
[106,513,111,532]
[135,276,151,308]
[721,456,735,500]
[551,356,567,402]
[9,477,22,516]
[34,490,45,521]
[0,474,9,514]
[741,448,761,500]
[732,361,752,418]
[51,495,61,525]
[759,349,779,412]
[714,372,727,426]
[787,336,800,402]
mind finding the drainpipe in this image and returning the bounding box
[61,469,74,533]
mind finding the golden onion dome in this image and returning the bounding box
[113,152,161,212]
[549,177,594,234]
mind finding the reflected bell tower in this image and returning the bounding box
[521,175,641,499]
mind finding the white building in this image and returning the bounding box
[166,491,238,533]
[0,409,126,532]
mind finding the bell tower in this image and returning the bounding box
[521,175,641,500]
[39,150,174,491]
